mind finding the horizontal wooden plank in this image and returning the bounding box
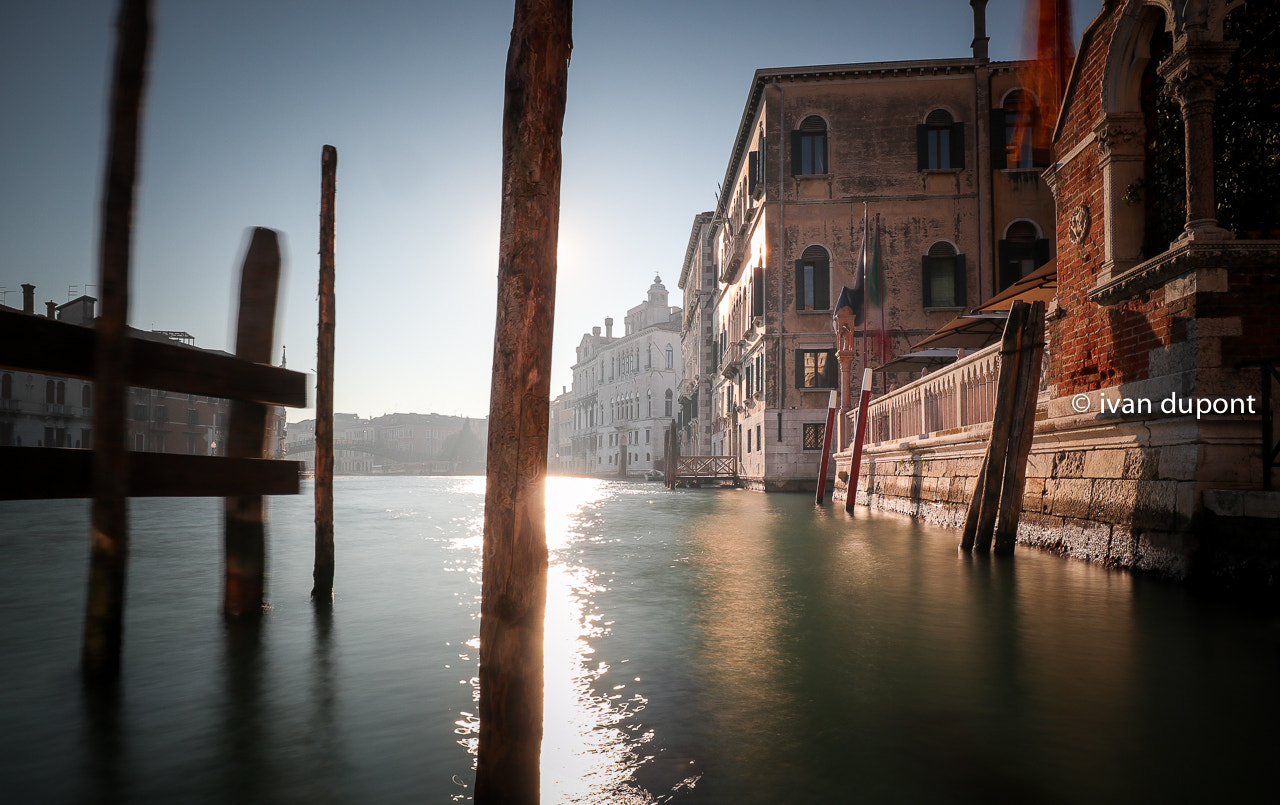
[0,446,302,499]
[0,308,307,408]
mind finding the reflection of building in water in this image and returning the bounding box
[563,275,683,477]
[284,412,488,475]
[0,284,286,457]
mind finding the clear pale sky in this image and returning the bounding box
[1,1,1097,422]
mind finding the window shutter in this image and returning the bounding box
[815,263,830,310]
[997,239,1011,289]
[752,266,765,317]
[749,151,760,194]
[1034,238,1051,268]
[818,134,828,175]
[921,256,932,307]
[916,124,929,171]
[791,131,804,176]
[950,122,966,170]
[824,351,838,387]
[989,108,1007,170]
[954,254,967,307]
[757,136,766,185]
[795,260,805,307]
[794,350,805,389]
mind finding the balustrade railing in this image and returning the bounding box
[867,341,1003,444]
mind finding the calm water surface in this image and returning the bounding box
[1,477,1276,803]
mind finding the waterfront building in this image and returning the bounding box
[567,277,682,477]
[284,412,488,475]
[547,387,575,474]
[693,2,1054,491]
[676,212,716,458]
[836,0,1280,591]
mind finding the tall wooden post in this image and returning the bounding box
[83,0,151,684]
[845,368,873,514]
[994,301,1046,554]
[223,228,282,619]
[814,390,838,504]
[313,145,337,604]
[476,1,571,803]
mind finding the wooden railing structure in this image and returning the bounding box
[867,341,1003,444]
[673,455,740,482]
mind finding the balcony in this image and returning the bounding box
[719,340,743,379]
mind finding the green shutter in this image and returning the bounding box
[950,122,965,170]
[916,124,929,171]
[990,108,1007,170]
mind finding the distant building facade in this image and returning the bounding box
[676,212,717,458]
[566,276,682,476]
[687,5,1054,491]
[285,412,488,475]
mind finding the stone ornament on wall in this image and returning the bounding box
[1068,204,1091,245]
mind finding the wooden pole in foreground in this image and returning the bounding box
[223,228,282,619]
[994,301,1046,554]
[962,300,1027,552]
[313,145,337,604]
[476,1,571,802]
[844,368,873,514]
[815,390,838,504]
[83,0,151,684]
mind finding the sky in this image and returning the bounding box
[1,1,1098,422]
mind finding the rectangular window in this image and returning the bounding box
[134,403,148,422]
[187,408,200,427]
[803,423,826,450]
[794,260,830,311]
[921,254,967,308]
[795,349,837,389]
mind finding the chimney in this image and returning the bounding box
[605,317,614,338]
[592,326,601,337]
[21,284,34,314]
[970,0,990,63]
[45,301,56,318]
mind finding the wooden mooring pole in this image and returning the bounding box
[994,301,1046,554]
[844,368,873,514]
[223,228,282,619]
[815,390,838,504]
[83,0,151,683]
[313,145,337,604]
[476,1,571,802]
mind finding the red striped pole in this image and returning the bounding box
[845,368,873,513]
[815,390,838,504]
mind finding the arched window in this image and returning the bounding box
[918,109,963,171]
[922,241,966,308]
[664,389,673,418]
[665,344,673,369]
[56,381,66,406]
[45,379,55,404]
[791,115,827,175]
[795,245,831,311]
[1000,90,1039,169]
[998,221,1050,290]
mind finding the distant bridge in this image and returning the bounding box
[672,455,739,485]
[284,439,422,462]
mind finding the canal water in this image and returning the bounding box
[1,477,1276,803]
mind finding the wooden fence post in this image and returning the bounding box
[83,0,151,684]
[313,145,337,604]
[476,1,572,803]
[223,228,282,619]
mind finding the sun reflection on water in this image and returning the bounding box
[453,477,659,803]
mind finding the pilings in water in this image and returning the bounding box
[83,0,151,683]
[313,144,337,605]
[475,1,572,802]
[844,368,873,514]
[815,390,838,504]
[223,228,283,619]
[960,300,1045,554]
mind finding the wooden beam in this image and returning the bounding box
[0,308,307,408]
[0,448,300,499]
[313,144,337,604]
[994,301,1046,554]
[223,228,281,620]
[476,1,572,802]
[83,0,150,685]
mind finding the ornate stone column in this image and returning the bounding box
[1159,40,1237,241]
[1094,113,1146,281]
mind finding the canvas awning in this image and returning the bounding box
[907,260,1057,353]
[877,347,966,374]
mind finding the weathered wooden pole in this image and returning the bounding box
[476,1,572,802]
[814,390,838,504]
[223,228,282,619]
[668,419,680,489]
[313,145,337,604]
[994,301,1046,554]
[844,368,873,514]
[82,0,150,684]
[962,300,1027,552]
